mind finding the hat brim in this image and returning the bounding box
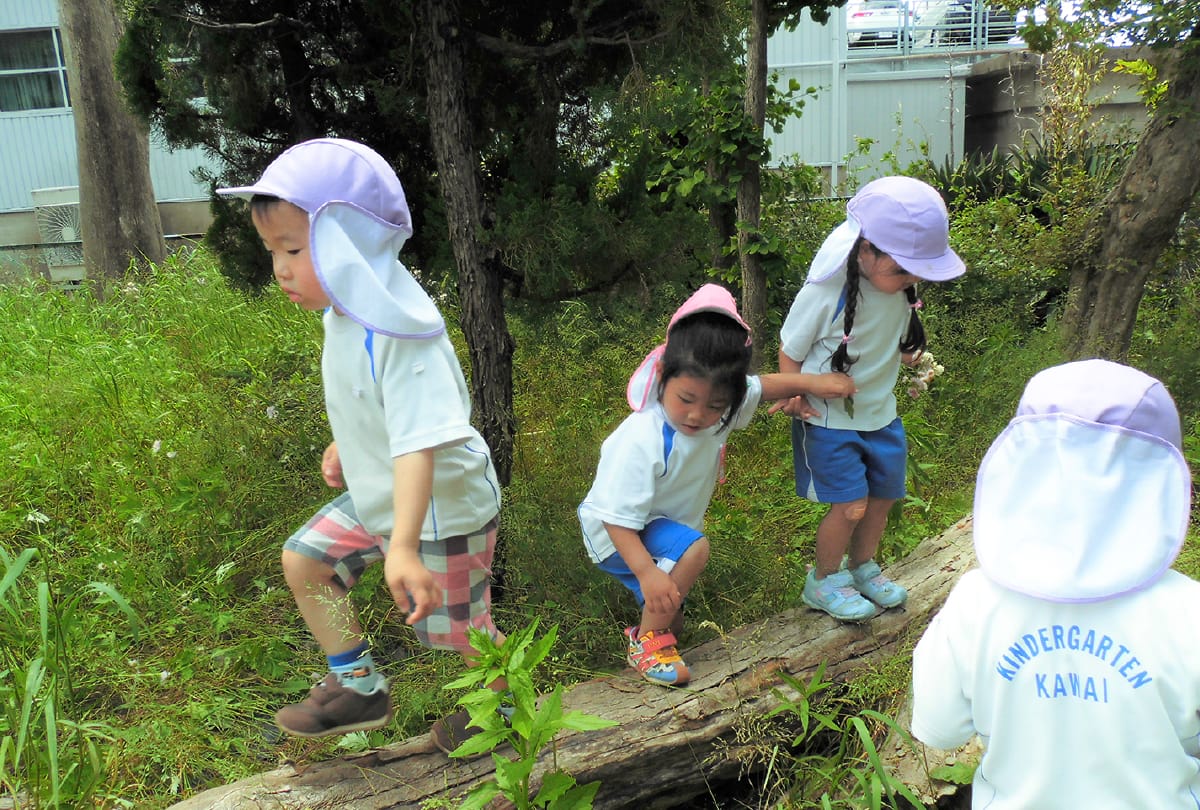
[216,183,282,201]
[892,247,966,281]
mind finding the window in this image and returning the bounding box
[0,28,70,112]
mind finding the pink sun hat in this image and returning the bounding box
[627,284,751,411]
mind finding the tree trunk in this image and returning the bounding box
[58,0,166,281]
[1059,38,1200,360]
[738,0,769,371]
[420,0,517,487]
[164,519,976,810]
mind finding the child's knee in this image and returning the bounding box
[842,498,869,522]
[684,535,711,566]
[282,549,334,587]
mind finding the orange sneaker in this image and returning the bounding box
[625,626,690,686]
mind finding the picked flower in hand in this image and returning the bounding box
[903,351,945,399]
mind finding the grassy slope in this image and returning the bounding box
[1,251,1196,807]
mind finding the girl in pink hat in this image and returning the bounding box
[775,176,965,622]
[579,284,855,686]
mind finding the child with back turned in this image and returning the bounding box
[911,359,1200,807]
[217,138,503,753]
[579,284,856,686]
[774,176,965,622]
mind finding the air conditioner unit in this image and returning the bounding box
[32,186,86,284]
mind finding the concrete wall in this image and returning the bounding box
[964,47,1152,155]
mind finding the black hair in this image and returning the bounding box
[829,236,927,374]
[249,193,283,215]
[656,310,752,430]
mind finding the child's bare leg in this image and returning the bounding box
[282,549,364,655]
[276,549,391,737]
[847,497,896,568]
[814,498,867,576]
[640,536,710,634]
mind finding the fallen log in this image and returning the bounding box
[168,517,976,810]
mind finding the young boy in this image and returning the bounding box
[218,138,503,752]
[911,359,1200,807]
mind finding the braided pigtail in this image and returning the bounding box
[830,238,864,374]
[899,285,927,355]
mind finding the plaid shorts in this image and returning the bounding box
[284,492,500,653]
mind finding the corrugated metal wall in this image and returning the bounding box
[768,6,974,193]
[0,0,221,214]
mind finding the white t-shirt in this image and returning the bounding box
[912,568,1200,808]
[779,276,909,431]
[579,376,763,563]
[322,310,501,539]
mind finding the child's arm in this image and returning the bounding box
[604,522,681,618]
[384,449,443,625]
[759,371,856,402]
[763,349,857,417]
[321,441,345,488]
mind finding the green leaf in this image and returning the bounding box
[931,760,977,785]
[85,582,140,644]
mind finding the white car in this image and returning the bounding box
[847,0,915,48]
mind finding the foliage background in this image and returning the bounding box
[3,181,1200,804]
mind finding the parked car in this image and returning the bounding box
[847,0,915,48]
[918,0,1016,46]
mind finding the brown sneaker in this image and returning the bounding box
[275,673,392,737]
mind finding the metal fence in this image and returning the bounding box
[845,0,1020,56]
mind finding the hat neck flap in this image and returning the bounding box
[311,202,445,339]
[973,414,1190,602]
[806,218,862,284]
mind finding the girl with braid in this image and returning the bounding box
[772,177,965,621]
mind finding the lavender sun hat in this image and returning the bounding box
[807,176,965,284]
[973,359,1191,602]
[217,138,444,339]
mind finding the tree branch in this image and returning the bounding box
[174,12,305,31]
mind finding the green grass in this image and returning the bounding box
[0,247,1197,808]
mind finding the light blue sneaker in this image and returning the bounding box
[802,569,877,622]
[849,560,908,609]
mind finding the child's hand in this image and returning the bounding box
[809,372,857,399]
[639,567,682,617]
[901,349,924,368]
[768,395,820,419]
[321,442,345,488]
[384,549,443,625]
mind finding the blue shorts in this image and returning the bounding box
[596,518,704,607]
[791,417,907,503]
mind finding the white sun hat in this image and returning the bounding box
[808,176,965,284]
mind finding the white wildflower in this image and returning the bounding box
[902,352,944,400]
[25,510,50,524]
[151,439,162,455]
[265,405,279,420]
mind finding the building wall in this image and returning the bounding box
[964,48,1152,155]
[1,0,220,250]
[768,6,979,192]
